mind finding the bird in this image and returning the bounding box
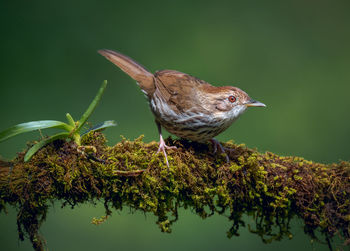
[98,49,266,167]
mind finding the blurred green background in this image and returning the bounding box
[0,0,349,250]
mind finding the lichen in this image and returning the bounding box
[0,131,349,251]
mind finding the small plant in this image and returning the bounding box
[0,80,116,161]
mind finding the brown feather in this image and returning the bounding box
[154,70,210,112]
[98,49,155,96]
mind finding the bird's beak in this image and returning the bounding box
[245,99,266,107]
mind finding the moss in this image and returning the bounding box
[0,131,349,251]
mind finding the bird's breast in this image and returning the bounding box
[149,93,243,142]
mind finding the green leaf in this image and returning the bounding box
[0,120,71,143]
[77,80,108,132]
[65,113,76,127]
[81,120,117,136]
[24,132,70,162]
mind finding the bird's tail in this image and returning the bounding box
[98,49,155,96]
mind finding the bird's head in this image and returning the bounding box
[202,85,266,120]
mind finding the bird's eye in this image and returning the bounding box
[228,95,236,103]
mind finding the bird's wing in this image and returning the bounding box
[154,70,209,113]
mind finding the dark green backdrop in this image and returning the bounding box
[0,1,349,250]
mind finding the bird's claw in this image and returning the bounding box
[157,136,176,169]
[156,143,177,154]
[210,139,231,163]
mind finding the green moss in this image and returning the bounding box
[0,132,349,251]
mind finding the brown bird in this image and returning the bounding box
[98,49,265,167]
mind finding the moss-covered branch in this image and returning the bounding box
[0,132,349,251]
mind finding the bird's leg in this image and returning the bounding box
[210,138,230,163]
[156,121,176,168]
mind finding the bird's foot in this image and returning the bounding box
[210,139,231,163]
[157,136,177,169]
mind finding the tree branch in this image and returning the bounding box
[0,132,349,251]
